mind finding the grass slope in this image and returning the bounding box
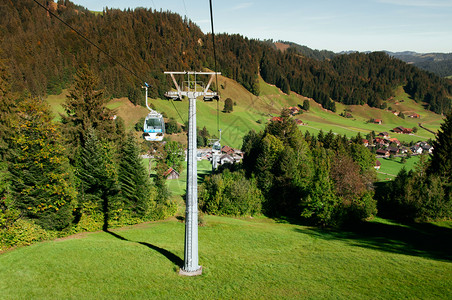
[45,78,444,148]
[376,155,421,181]
[1,216,451,299]
[45,77,444,178]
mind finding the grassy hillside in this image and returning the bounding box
[153,78,444,148]
[45,78,444,149]
[376,155,421,181]
[1,216,450,299]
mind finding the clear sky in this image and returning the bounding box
[72,0,452,53]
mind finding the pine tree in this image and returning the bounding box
[76,128,118,230]
[118,133,153,217]
[429,112,452,180]
[223,98,233,113]
[9,97,77,230]
[0,57,17,160]
[61,66,116,155]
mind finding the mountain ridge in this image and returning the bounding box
[0,0,451,115]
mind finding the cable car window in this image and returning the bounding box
[146,118,163,128]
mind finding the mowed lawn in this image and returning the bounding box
[0,216,451,299]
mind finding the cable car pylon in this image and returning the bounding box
[164,71,220,276]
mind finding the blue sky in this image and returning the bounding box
[72,0,452,53]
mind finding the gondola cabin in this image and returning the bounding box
[212,141,221,155]
[143,112,165,141]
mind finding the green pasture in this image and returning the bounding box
[44,79,444,150]
[376,155,422,181]
[143,158,212,197]
[1,216,450,299]
[165,159,212,196]
[152,98,266,149]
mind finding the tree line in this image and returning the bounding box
[1,0,450,114]
[200,109,451,225]
[377,112,451,221]
[0,64,175,250]
[200,109,377,227]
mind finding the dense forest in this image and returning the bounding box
[0,0,451,114]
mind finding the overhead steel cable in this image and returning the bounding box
[32,0,146,83]
[32,0,186,124]
[209,0,220,134]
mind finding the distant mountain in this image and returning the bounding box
[385,51,452,78]
[337,51,452,78]
[385,51,452,63]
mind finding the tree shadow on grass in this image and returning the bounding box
[297,220,452,262]
[105,230,183,267]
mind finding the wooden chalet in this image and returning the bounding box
[376,149,390,157]
[295,119,304,125]
[378,132,390,138]
[393,126,412,134]
[221,145,234,155]
[389,138,401,146]
[163,167,180,180]
[289,106,300,115]
[387,146,399,155]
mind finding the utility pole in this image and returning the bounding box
[164,71,220,276]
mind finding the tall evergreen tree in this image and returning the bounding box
[223,98,233,113]
[0,57,17,160]
[118,133,153,217]
[9,97,77,230]
[429,112,452,180]
[61,66,116,155]
[76,128,118,230]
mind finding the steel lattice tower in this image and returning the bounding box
[164,71,219,276]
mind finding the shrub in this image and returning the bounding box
[199,170,263,216]
[0,219,56,251]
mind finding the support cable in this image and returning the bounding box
[170,98,185,124]
[209,0,220,134]
[32,0,186,124]
[32,0,145,83]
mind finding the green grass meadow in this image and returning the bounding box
[376,155,422,181]
[45,78,444,150]
[1,216,451,299]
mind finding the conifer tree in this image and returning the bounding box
[0,57,17,160]
[223,98,233,113]
[76,128,118,230]
[61,66,116,154]
[9,97,77,230]
[118,133,153,217]
[429,112,452,180]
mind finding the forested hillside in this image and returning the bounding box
[0,0,451,114]
[388,52,452,78]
